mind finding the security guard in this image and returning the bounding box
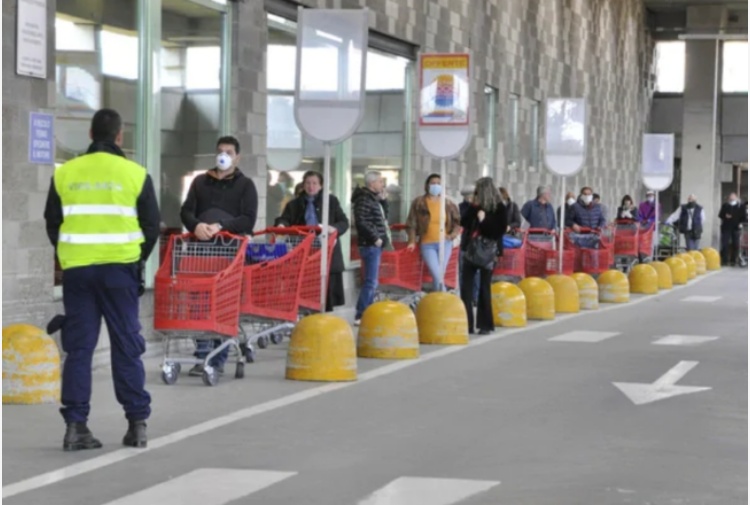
[44,108,160,451]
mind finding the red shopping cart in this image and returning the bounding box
[567,227,613,276]
[493,229,526,279]
[238,227,315,364]
[638,223,655,261]
[154,232,248,386]
[613,220,640,272]
[365,224,425,309]
[525,228,575,276]
[294,226,338,313]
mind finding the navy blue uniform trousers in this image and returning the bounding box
[60,263,151,423]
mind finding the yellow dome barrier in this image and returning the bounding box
[491,282,527,327]
[664,256,688,285]
[649,261,673,290]
[518,277,555,320]
[571,272,599,310]
[678,253,697,280]
[3,324,60,404]
[416,292,469,345]
[629,264,659,295]
[701,247,721,270]
[357,301,419,359]
[286,314,357,382]
[688,250,707,275]
[545,274,580,313]
[598,270,630,303]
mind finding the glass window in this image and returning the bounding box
[55,17,95,52]
[100,29,139,80]
[655,41,685,93]
[161,47,184,88]
[186,46,221,90]
[722,41,748,93]
[529,100,540,170]
[507,94,519,169]
[483,86,497,177]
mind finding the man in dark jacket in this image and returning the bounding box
[275,171,349,310]
[665,194,705,251]
[566,187,606,248]
[521,185,556,230]
[718,192,747,266]
[180,135,258,376]
[351,171,389,324]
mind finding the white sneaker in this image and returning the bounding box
[353,319,361,326]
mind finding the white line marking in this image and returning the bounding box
[681,296,722,303]
[357,477,500,505]
[2,270,722,499]
[548,330,620,343]
[652,335,720,346]
[100,469,296,505]
[613,361,712,405]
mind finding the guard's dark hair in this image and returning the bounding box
[216,135,241,154]
[593,193,601,201]
[580,186,593,194]
[90,108,122,143]
[424,173,441,194]
[303,170,323,185]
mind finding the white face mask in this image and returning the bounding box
[730,199,738,206]
[647,196,655,203]
[567,198,576,206]
[582,194,593,205]
[216,152,234,171]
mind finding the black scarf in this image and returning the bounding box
[86,141,126,158]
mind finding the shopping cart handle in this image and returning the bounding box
[254,226,312,236]
[527,228,555,235]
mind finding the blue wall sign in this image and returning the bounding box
[29,112,54,164]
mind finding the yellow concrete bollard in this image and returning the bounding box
[571,272,599,310]
[357,301,419,359]
[416,292,469,345]
[701,247,721,270]
[286,314,357,382]
[649,261,673,290]
[629,264,659,294]
[689,250,707,275]
[598,270,630,303]
[3,324,61,404]
[678,253,697,280]
[491,282,527,327]
[518,277,555,320]
[664,256,688,285]
[545,274,580,313]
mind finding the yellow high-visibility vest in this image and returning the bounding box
[54,152,147,269]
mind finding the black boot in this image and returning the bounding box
[123,420,147,448]
[63,422,102,452]
[47,314,66,335]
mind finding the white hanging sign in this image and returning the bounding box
[543,98,587,177]
[641,134,675,191]
[17,0,47,79]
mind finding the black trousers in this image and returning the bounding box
[720,229,741,265]
[460,260,494,333]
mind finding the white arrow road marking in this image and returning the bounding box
[613,361,711,405]
[357,477,500,505]
[652,335,720,346]
[681,296,722,303]
[549,330,620,343]
[99,469,296,505]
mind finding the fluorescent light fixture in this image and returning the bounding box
[678,33,747,41]
[302,159,316,164]
[367,165,400,170]
[315,30,343,44]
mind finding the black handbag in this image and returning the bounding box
[464,232,499,270]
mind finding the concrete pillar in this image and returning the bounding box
[680,6,725,248]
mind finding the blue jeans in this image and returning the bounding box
[685,235,700,251]
[356,246,382,320]
[569,233,600,249]
[458,250,479,302]
[194,339,229,368]
[421,241,452,292]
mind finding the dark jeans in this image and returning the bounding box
[721,229,741,265]
[683,233,700,251]
[356,245,382,319]
[60,264,151,424]
[458,250,480,302]
[194,339,229,367]
[460,260,494,333]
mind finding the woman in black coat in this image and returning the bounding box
[460,177,506,335]
[275,171,349,311]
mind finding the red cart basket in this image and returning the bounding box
[526,229,575,276]
[494,229,526,279]
[295,226,338,312]
[568,227,614,275]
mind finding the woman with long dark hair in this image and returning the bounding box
[460,177,506,335]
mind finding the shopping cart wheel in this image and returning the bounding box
[257,336,269,349]
[202,368,219,387]
[235,362,245,379]
[244,347,256,364]
[161,364,179,385]
[270,333,283,345]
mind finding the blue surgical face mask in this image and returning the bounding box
[429,184,442,196]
